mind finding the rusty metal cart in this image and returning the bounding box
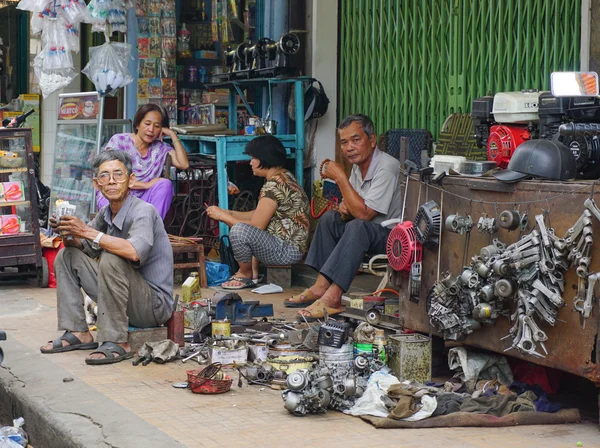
[395,174,600,386]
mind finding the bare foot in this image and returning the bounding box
[40,331,94,351]
[86,342,131,361]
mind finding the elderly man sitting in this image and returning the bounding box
[286,114,402,319]
[40,150,174,365]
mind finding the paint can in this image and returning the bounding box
[211,320,231,337]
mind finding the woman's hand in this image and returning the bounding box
[206,205,229,222]
[161,128,177,141]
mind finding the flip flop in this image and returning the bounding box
[253,275,264,285]
[40,331,99,354]
[296,299,345,321]
[221,275,255,290]
[85,342,133,365]
[284,289,321,308]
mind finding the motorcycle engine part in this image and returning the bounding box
[472,95,495,148]
[494,278,517,298]
[445,214,473,235]
[492,259,510,276]
[473,302,494,321]
[477,216,498,234]
[409,262,422,303]
[499,210,521,230]
[386,221,422,272]
[365,307,382,325]
[487,124,531,168]
[460,268,479,288]
[353,355,369,371]
[413,200,441,248]
[286,370,310,391]
[479,284,495,302]
[317,321,351,349]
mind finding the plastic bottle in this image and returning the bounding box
[373,329,387,365]
[182,272,200,303]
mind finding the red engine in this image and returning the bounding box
[487,125,531,168]
[386,221,422,273]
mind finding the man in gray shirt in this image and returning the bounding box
[286,114,402,319]
[40,150,174,365]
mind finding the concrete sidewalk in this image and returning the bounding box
[0,280,598,448]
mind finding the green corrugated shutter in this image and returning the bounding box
[339,0,582,139]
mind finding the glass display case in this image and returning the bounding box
[0,128,45,286]
[49,119,131,222]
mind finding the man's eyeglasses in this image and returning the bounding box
[94,170,130,185]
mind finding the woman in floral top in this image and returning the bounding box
[207,135,309,289]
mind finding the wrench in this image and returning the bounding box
[584,197,600,224]
[506,230,540,252]
[510,254,540,270]
[532,279,565,308]
[530,290,557,325]
[535,214,552,247]
[564,215,592,245]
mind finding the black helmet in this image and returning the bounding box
[303,79,330,120]
[493,139,577,183]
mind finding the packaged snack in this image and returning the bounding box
[0,215,21,235]
[138,38,149,58]
[148,78,162,97]
[1,182,24,202]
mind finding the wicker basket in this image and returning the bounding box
[187,363,233,394]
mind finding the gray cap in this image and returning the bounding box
[493,139,577,183]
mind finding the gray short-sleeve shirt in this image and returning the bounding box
[82,194,174,323]
[349,147,402,226]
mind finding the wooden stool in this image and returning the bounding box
[266,265,292,288]
[170,237,208,288]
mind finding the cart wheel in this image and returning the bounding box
[38,257,49,288]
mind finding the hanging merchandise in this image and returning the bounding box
[88,0,133,34]
[82,40,133,96]
[19,0,134,98]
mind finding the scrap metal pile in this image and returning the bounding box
[428,198,600,359]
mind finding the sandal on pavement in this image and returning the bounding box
[85,342,133,365]
[221,275,255,290]
[296,299,345,321]
[284,289,321,308]
[40,331,98,354]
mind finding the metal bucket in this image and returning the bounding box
[319,343,354,369]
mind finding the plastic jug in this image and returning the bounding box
[182,272,200,303]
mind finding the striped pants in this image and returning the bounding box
[229,223,303,266]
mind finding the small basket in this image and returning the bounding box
[187,363,233,394]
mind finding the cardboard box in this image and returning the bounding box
[208,345,248,365]
[248,345,268,362]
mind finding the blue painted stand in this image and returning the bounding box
[174,77,309,236]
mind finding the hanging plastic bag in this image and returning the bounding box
[33,51,77,98]
[206,261,230,286]
[82,41,133,96]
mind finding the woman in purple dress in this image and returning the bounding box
[96,104,189,219]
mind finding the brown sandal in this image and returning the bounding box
[284,289,321,308]
[296,299,345,321]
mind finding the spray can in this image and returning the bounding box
[373,329,387,365]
